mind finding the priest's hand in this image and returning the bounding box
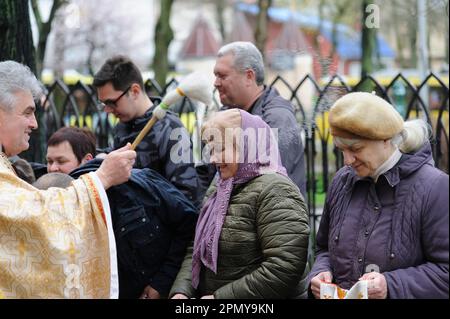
[171,293,189,299]
[96,143,136,189]
[140,285,161,299]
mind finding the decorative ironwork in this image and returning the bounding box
[38,73,449,254]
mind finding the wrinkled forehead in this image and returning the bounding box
[333,136,364,148]
[202,125,223,143]
[1,89,35,113]
[201,113,241,143]
[203,126,240,147]
[214,53,236,71]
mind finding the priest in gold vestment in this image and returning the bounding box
[0,61,136,298]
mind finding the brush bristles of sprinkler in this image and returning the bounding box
[177,72,213,106]
[161,88,184,106]
[154,71,213,120]
[154,89,185,119]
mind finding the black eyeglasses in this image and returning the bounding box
[97,86,131,110]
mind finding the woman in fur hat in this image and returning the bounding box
[308,92,448,299]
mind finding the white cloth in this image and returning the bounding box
[320,281,368,299]
[91,172,119,299]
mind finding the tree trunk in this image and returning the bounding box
[0,0,37,72]
[314,0,351,77]
[407,11,418,68]
[152,0,174,90]
[215,0,226,42]
[53,13,66,79]
[0,0,45,163]
[444,18,449,62]
[360,0,376,91]
[444,0,449,64]
[313,0,326,77]
[86,41,96,76]
[31,0,66,77]
[254,0,272,60]
[391,0,407,68]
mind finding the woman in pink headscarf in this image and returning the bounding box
[169,109,309,299]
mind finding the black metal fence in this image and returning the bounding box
[39,73,449,240]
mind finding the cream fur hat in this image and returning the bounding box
[329,92,404,140]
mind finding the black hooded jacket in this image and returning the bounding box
[71,159,198,298]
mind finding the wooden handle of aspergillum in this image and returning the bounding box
[131,116,159,150]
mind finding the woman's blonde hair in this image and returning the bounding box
[391,119,431,153]
[201,109,242,163]
[201,109,242,142]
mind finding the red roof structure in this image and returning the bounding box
[274,16,310,54]
[226,10,255,43]
[179,15,220,59]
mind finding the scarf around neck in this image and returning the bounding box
[371,148,402,182]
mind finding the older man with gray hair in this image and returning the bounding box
[213,41,306,196]
[0,60,136,298]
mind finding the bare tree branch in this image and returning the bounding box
[30,0,67,76]
[255,0,272,61]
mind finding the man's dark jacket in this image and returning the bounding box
[111,106,201,208]
[214,86,306,196]
[71,160,198,298]
[248,86,306,196]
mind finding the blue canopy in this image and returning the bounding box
[236,2,396,59]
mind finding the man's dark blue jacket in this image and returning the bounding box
[71,159,198,298]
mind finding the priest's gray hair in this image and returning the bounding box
[0,60,43,112]
[218,41,265,85]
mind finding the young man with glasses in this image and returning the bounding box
[93,55,200,208]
